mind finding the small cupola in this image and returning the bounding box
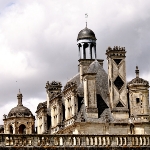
[128,66,149,87]
[77,24,97,60]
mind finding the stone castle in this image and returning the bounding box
[2,25,150,137]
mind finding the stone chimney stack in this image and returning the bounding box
[106,46,129,120]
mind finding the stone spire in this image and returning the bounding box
[135,66,139,78]
[17,89,23,106]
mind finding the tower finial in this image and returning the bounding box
[17,89,23,106]
[85,13,88,28]
[135,66,139,78]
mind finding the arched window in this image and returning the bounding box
[19,124,26,134]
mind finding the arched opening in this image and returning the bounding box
[90,43,97,59]
[19,124,26,134]
[83,43,89,59]
[32,125,35,134]
[90,43,94,59]
[9,125,13,134]
[78,43,82,59]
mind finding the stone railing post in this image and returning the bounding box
[33,135,38,147]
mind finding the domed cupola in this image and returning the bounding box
[77,25,97,60]
[3,90,35,134]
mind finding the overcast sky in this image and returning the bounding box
[0,0,150,124]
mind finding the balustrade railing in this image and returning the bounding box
[0,134,149,147]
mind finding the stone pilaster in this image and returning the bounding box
[83,73,98,118]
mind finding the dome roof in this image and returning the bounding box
[128,77,149,86]
[8,105,33,118]
[77,27,96,41]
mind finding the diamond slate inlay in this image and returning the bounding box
[114,59,122,65]
[114,76,124,90]
[116,101,124,107]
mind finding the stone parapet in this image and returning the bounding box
[0,134,149,148]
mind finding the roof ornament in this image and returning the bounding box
[17,89,23,106]
[135,66,139,78]
[85,13,88,28]
[19,89,21,94]
[3,114,7,119]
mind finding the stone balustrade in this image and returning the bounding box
[0,134,149,148]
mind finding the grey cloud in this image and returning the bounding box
[0,0,150,123]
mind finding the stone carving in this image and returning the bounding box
[3,114,7,119]
[105,114,110,123]
[130,123,134,134]
[80,112,85,122]
[37,101,47,111]
[50,93,61,100]
[63,81,77,92]
[45,81,62,91]
[106,46,125,52]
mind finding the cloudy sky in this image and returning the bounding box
[0,0,150,124]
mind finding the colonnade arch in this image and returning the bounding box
[19,124,26,134]
[78,42,96,59]
[9,125,13,134]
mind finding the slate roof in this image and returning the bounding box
[65,60,109,106]
[66,73,84,97]
[67,73,80,86]
[87,60,109,106]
